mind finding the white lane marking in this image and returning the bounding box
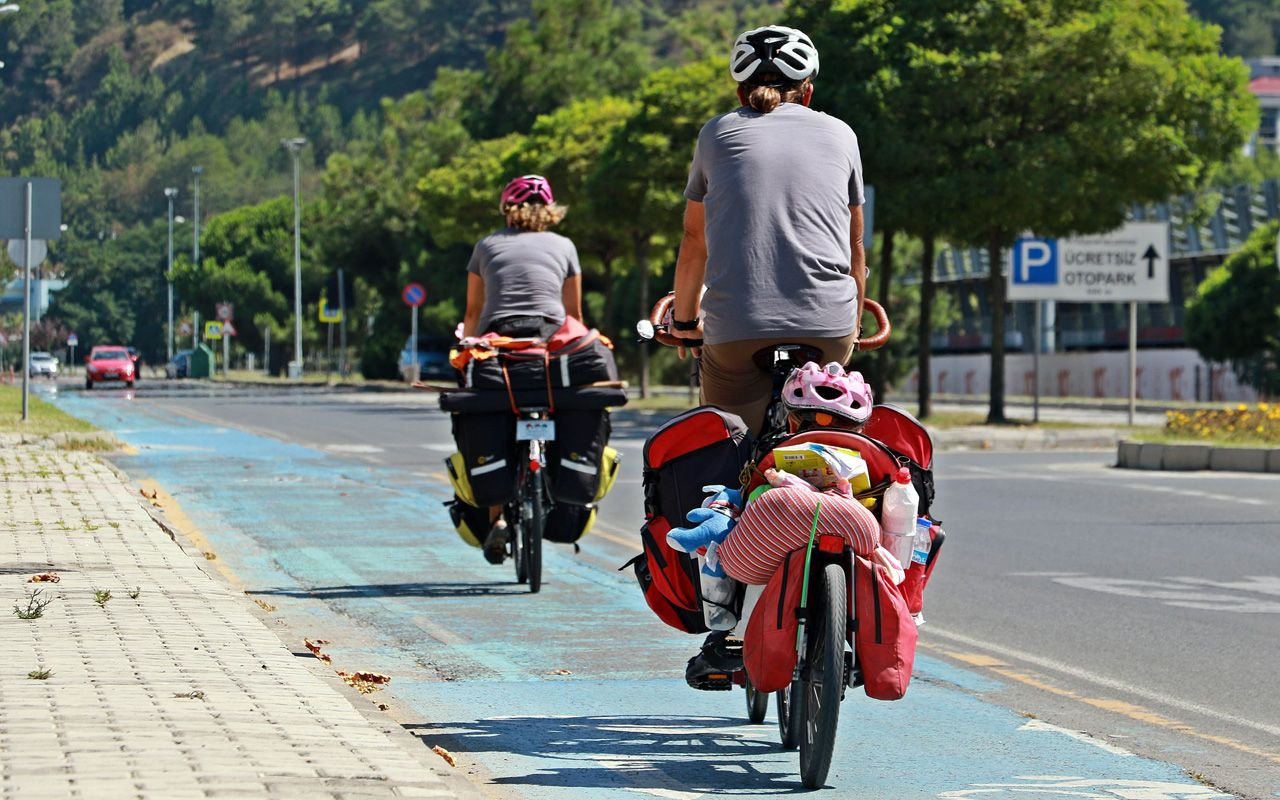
[939,776,1231,799]
[1049,575,1280,613]
[925,626,1280,739]
[420,443,456,452]
[1018,720,1134,757]
[953,464,1271,506]
[321,444,384,454]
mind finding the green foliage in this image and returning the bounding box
[1185,221,1280,395]
[1188,0,1280,57]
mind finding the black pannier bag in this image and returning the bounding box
[449,411,517,507]
[547,409,611,505]
[544,502,596,544]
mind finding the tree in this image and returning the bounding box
[588,57,731,394]
[796,0,1258,422]
[1185,221,1280,396]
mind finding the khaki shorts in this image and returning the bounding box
[700,332,857,435]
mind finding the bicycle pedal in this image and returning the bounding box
[689,673,734,691]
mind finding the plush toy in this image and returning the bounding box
[666,485,743,577]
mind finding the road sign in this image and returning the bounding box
[216,302,234,322]
[7,239,46,268]
[66,333,78,347]
[0,177,62,240]
[179,321,192,336]
[204,321,223,340]
[221,321,237,337]
[318,300,342,323]
[402,282,426,308]
[1008,222,1170,302]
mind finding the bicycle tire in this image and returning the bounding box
[745,676,769,724]
[512,459,528,585]
[799,563,846,789]
[525,469,545,593]
[776,679,802,750]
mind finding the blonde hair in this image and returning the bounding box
[503,202,568,232]
[746,78,811,114]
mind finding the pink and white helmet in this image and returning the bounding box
[782,362,873,425]
[500,174,554,207]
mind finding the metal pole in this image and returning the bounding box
[1033,301,1041,423]
[283,140,306,379]
[326,322,333,381]
[410,305,418,383]
[1128,301,1137,426]
[337,268,347,376]
[165,189,176,361]
[222,328,229,379]
[192,167,202,269]
[264,326,270,376]
[193,310,199,351]
[20,180,31,421]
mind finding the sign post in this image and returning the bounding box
[1009,221,1170,425]
[318,299,342,381]
[216,303,234,380]
[66,332,78,375]
[0,177,62,421]
[401,282,426,383]
[337,268,348,377]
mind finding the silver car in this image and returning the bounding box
[29,352,58,378]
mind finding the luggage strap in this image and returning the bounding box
[500,355,556,416]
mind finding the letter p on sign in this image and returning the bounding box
[1014,238,1057,285]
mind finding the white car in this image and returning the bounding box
[29,352,59,378]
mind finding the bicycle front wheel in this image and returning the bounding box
[776,679,802,750]
[745,675,769,724]
[799,563,846,789]
[523,469,545,593]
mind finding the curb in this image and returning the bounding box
[1116,440,1280,473]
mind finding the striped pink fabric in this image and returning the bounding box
[718,487,881,585]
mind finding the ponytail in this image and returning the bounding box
[744,78,811,114]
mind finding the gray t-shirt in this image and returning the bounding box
[467,228,581,332]
[684,103,864,345]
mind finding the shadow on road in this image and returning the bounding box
[406,714,806,795]
[253,581,528,599]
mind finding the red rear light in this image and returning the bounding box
[529,459,541,473]
[817,534,845,554]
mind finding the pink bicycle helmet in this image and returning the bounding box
[782,362,873,426]
[500,174,554,207]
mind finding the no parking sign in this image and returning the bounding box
[402,283,426,307]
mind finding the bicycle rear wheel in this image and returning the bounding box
[799,563,846,789]
[523,469,545,593]
[745,676,769,724]
[511,503,527,584]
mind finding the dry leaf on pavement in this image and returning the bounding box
[304,639,332,663]
[431,746,457,767]
[28,573,60,583]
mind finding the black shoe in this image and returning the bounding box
[483,521,509,565]
[684,631,743,691]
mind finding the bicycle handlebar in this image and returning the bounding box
[637,293,891,352]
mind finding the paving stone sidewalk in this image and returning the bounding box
[0,439,472,800]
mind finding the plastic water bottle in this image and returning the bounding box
[912,516,932,566]
[880,468,920,568]
[699,543,738,631]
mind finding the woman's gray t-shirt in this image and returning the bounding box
[684,103,864,345]
[467,228,581,332]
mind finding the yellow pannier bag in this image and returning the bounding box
[593,446,622,503]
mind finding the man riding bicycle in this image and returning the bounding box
[668,24,870,688]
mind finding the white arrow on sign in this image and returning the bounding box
[7,239,47,269]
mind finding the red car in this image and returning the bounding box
[84,346,137,389]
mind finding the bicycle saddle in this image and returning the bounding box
[751,343,825,373]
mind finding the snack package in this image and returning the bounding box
[771,443,873,505]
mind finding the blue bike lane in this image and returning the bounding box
[54,391,1233,800]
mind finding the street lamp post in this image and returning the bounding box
[191,166,203,270]
[281,138,307,379]
[164,187,178,361]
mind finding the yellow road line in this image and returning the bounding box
[926,643,1280,765]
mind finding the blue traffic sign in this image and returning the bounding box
[401,282,426,308]
[1012,237,1058,285]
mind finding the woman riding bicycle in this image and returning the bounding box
[670,25,867,437]
[463,174,583,564]
[668,25,870,687]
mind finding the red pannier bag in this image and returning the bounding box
[623,406,754,634]
[743,548,807,693]
[853,554,918,700]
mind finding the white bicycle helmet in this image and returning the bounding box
[782,362,873,426]
[730,25,820,84]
